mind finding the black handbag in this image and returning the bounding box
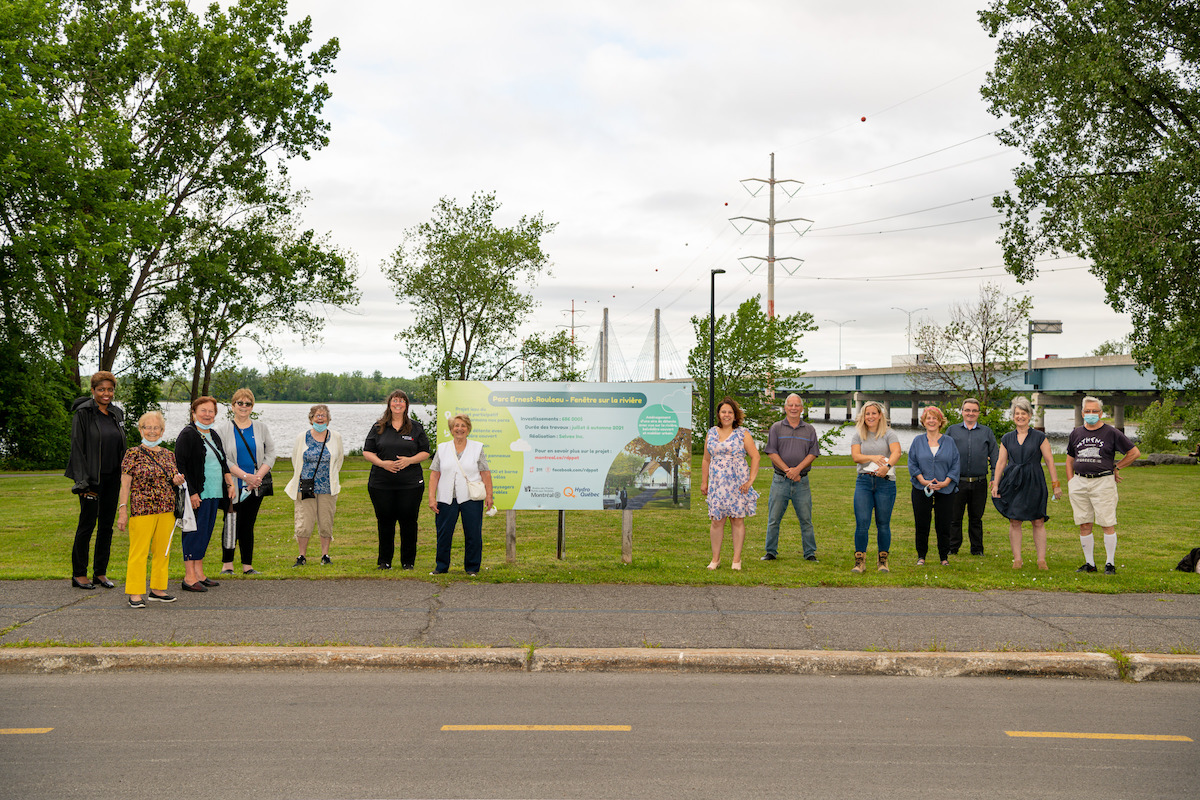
[234,423,273,497]
[299,437,327,500]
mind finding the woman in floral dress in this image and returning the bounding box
[700,397,761,570]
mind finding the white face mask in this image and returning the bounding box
[141,438,163,448]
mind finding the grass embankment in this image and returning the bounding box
[2,456,1197,594]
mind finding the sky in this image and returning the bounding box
[262,0,1132,379]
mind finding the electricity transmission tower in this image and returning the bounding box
[728,152,812,318]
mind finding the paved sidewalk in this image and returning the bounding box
[3,580,1198,679]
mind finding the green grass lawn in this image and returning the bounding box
[3,456,1197,594]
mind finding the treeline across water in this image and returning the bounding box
[161,367,429,405]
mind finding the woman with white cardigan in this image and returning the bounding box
[214,388,276,575]
[427,413,493,575]
[284,404,345,567]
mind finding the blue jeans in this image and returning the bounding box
[765,473,816,558]
[853,474,896,553]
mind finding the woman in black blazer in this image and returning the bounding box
[173,396,235,593]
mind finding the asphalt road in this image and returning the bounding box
[4,580,1199,653]
[2,672,1197,800]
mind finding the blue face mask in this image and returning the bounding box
[194,421,213,431]
[1083,413,1101,425]
[312,422,328,433]
[141,438,163,448]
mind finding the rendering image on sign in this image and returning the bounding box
[434,381,693,511]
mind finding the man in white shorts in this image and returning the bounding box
[1065,396,1140,575]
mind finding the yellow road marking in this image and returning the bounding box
[442,724,631,732]
[1006,731,1192,742]
[0,728,53,735]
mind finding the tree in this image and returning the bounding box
[384,192,572,384]
[687,295,815,443]
[909,283,1033,410]
[0,0,340,387]
[980,0,1200,390]
[1091,336,1132,357]
[159,192,359,399]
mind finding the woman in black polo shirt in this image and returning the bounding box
[363,390,431,569]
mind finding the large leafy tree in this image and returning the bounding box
[385,192,577,386]
[157,191,359,399]
[0,0,340,387]
[687,295,815,442]
[980,0,1200,390]
[910,282,1033,410]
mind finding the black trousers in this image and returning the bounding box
[72,471,120,577]
[950,478,989,554]
[222,491,264,566]
[912,487,954,561]
[368,484,424,567]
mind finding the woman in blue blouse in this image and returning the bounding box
[284,404,345,567]
[908,405,960,566]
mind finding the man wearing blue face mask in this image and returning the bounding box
[1065,396,1140,575]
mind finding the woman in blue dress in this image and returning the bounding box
[991,396,1061,570]
[700,397,760,571]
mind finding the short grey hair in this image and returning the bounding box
[1082,395,1103,412]
[1010,396,1033,417]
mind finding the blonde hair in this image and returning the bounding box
[855,400,890,440]
[231,387,255,405]
[448,413,473,434]
[137,410,166,431]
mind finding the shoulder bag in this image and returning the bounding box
[299,437,327,500]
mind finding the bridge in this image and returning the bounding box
[789,355,1177,431]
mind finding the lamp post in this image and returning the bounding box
[825,318,855,370]
[709,269,726,429]
[891,306,927,356]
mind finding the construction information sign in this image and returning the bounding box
[434,381,692,511]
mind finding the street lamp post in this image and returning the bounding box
[825,319,855,370]
[709,269,726,429]
[891,306,927,356]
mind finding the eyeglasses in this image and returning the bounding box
[234,401,253,407]
[140,426,164,433]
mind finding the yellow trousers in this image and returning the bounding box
[125,512,175,595]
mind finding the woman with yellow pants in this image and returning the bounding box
[117,411,186,608]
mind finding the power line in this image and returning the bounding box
[806,213,1001,237]
[810,192,1003,231]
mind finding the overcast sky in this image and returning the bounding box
[265,0,1131,379]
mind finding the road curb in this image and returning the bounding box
[3,646,1198,680]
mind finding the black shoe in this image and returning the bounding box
[970,551,985,556]
[71,578,96,590]
[466,572,478,577]
[949,549,960,556]
[430,570,448,575]
[293,555,306,567]
[200,578,220,587]
[401,564,414,570]
[242,568,259,575]
[219,569,234,576]
[1104,563,1117,575]
[1075,562,1097,573]
[760,554,777,561]
[377,563,391,570]
[805,555,818,562]
[320,555,332,565]
[128,596,146,608]
[92,576,115,589]
[148,592,176,603]
[181,581,208,593]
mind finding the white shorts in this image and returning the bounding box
[1067,474,1119,528]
